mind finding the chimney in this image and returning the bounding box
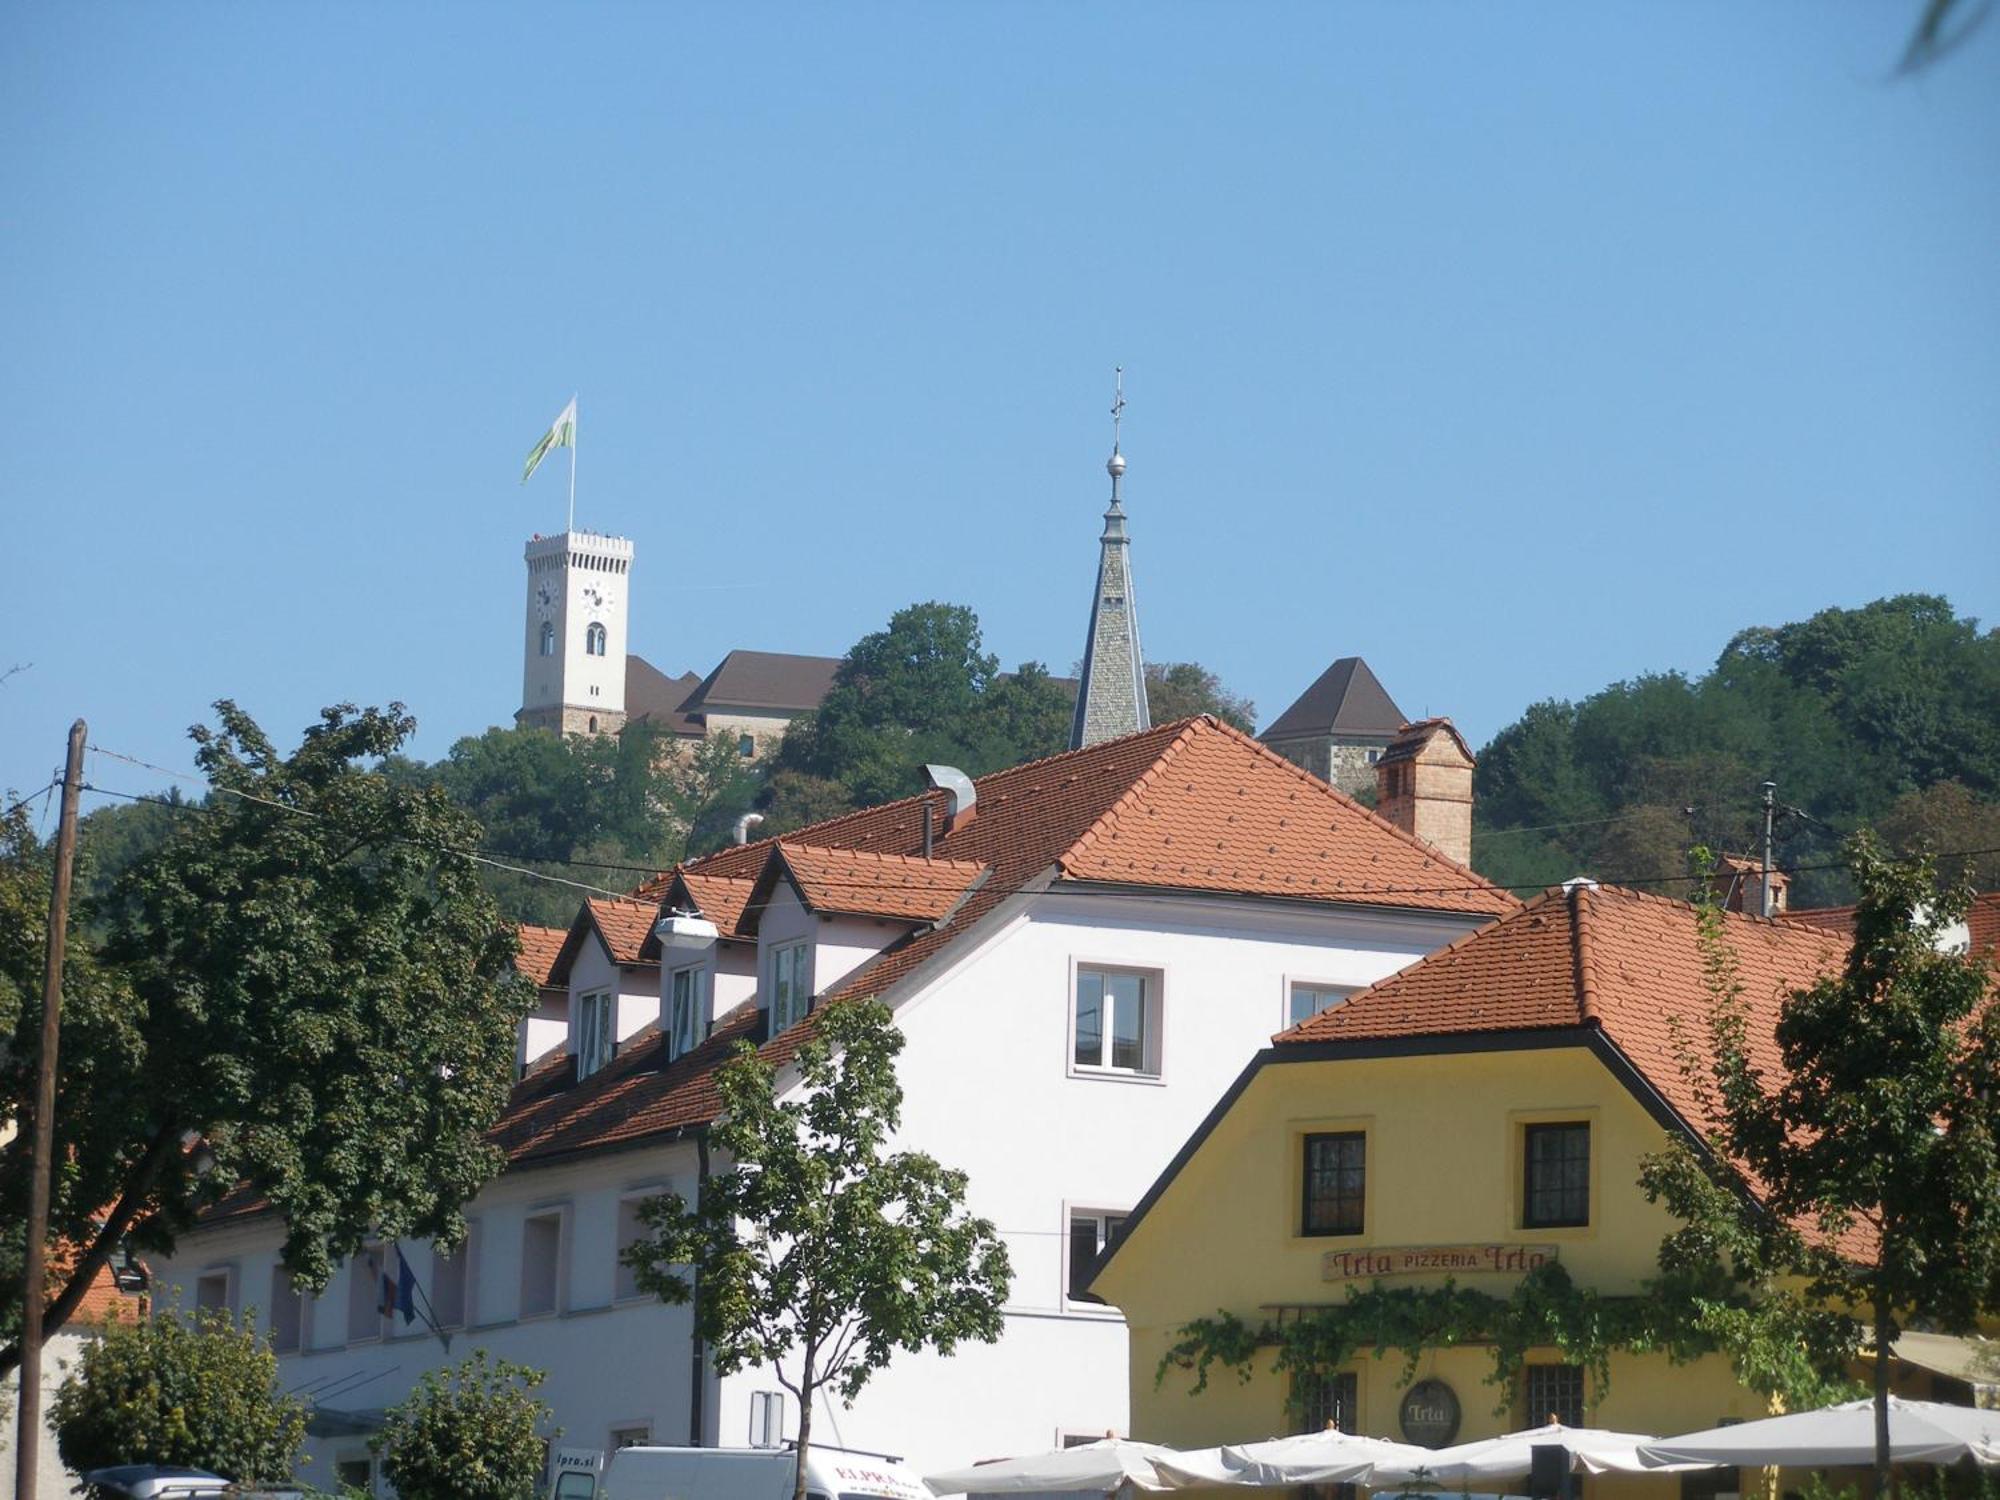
[1374,718,1475,870]
[922,764,977,835]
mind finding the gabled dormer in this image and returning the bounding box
[649,869,758,1061]
[739,843,988,1036]
[547,897,662,1081]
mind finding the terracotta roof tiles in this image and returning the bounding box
[764,844,987,925]
[514,924,568,989]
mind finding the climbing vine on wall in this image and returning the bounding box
[1157,1261,1808,1421]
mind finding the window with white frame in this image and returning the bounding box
[520,1208,566,1319]
[193,1266,234,1317]
[538,622,555,657]
[770,941,810,1033]
[1067,1210,1129,1301]
[585,622,607,656]
[1072,966,1161,1076]
[609,1423,652,1451]
[575,990,615,1079]
[346,1245,385,1344]
[614,1192,660,1302]
[431,1226,474,1330]
[667,965,706,1060]
[269,1266,302,1353]
[1288,982,1356,1029]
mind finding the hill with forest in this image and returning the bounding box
[1467,594,2000,906]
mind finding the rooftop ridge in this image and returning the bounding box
[1059,717,1210,871]
[1570,883,1602,1026]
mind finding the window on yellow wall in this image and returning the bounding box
[1291,1369,1357,1434]
[1302,1132,1365,1236]
[1523,1122,1590,1228]
[1524,1362,1585,1427]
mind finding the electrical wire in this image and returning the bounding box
[2,779,58,823]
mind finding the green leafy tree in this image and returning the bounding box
[623,1000,1011,1500]
[1875,779,2000,888]
[1642,837,2000,1498]
[373,1349,554,1500]
[49,1307,306,1489]
[0,702,529,1381]
[1144,661,1255,734]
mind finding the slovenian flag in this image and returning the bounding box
[522,398,577,483]
[378,1248,418,1326]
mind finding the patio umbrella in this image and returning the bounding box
[925,1438,1176,1495]
[1370,1423,1697,1484]
[1155,1430,1435,1488]
[1637,1398,2000,1470]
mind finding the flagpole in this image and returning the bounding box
[567,396,577,535]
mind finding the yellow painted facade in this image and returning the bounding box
[1095,1043,1777,1491]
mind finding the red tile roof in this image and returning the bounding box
[754,844,987,926]
[586,898,659,965]
[666,870,757,940]
[1970,891,2000,959]
[514,924,569,989]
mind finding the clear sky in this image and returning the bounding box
[4,3,1996,805]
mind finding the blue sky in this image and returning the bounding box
[4,3,1996,804]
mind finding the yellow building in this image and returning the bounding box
[1091,882,1872,1489]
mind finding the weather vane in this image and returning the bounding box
[1110,366,1125,456]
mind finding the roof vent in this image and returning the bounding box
[732,812,765,846]
[923,764,977,833]
[1561,875,1599,893]
[656,911,719,953]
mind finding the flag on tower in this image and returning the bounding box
[522,398,577,483]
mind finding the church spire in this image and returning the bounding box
[1070,368,1151,750]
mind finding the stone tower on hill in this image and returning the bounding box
[1070,377,1150,749]
[518,530,633,736]
[1259,656,1407,796]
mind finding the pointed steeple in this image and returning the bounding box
[1070,369,1151,750]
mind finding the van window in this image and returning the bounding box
[553,1475,596,1500]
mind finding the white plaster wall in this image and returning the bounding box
[713,941,758,1022]
[0,1328,92,1500]
[757,886,902,1000]
[567,935,660,1052]
[149,1142,703,1488]
[519,990,568,1071]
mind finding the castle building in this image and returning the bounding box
[515,530,837,756]
[1258,657,1408,796]
[1071,376,1150,750]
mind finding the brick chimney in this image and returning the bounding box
[1375,718,1475,870]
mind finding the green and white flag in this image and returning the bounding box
[522,397,576,483]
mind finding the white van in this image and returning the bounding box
[592,1444,928,1500]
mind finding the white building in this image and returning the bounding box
[151,717,1515,1486]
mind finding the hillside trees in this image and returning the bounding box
[1472,596,2000,902]
[0,702,528,1382]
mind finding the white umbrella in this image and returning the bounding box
[1638,1398,2000,1470]
[925,1438,1176,1495]
[1155,1430,1432,1488]
[1370,1423,1697,1485]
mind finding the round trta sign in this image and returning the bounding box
[1399,1378,1462,1448]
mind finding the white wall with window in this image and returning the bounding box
[1286,978,1357,1029]
[565,931,660,1077]
[754,882,915,1036]
[666,963,707,1059]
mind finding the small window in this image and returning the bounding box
[1524,1122,1591,1229]
[1302,1132,1366,1236]
[588,715,598,733]
[1067,1211,1129,1300]
[336,1457,377,1497]
[668,966,705,1060]
[346,1246,388,1344]
[193,1267,233,1316]
[586,622,607,656]
[539,621,556,657]
[1292,1369,1358,1433]
[432,1229,473,1330]
[520,1209,565,1319]
[738,733,756,758]
[610,1423,651,1451]
[576,990,616,1079]
[615,1194,653,1302]
[269,1267,302,1353]
[1524,1362,1586,1427]
[1073,967,1160,1076]
[770,942,810,1033]
[1365,748,1381,764]
[1288,983,1355,1029]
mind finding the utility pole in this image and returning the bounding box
[16,719,86,1500]
[1759,779,1777,918]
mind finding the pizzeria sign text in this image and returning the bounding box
[1322,1244,1560,1282]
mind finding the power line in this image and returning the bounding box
[2,781,58,823]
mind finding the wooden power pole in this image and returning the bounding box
[15,719,86,1500]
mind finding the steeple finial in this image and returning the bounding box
[1106,366,1126,502]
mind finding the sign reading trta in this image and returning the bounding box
[1321,1244,1561,1281]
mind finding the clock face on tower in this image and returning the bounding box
[581,582,615,618]
[534,581,558,619]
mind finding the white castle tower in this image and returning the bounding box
[517,530,634,735]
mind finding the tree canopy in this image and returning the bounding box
[1472,595,2000,903]
[374,1349,555,1500]
[624,999,1010,1500]
[0,702,529,1381]
[1145,661,1255,734]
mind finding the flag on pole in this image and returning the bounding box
[522,398,577,483]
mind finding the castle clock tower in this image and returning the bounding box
[517,530,633,735]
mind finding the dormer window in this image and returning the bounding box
[586,623,607,656]
[539,622,556,657]
[575,990,615,1079]
[667,964,706,1060]
[770,941,810,1033]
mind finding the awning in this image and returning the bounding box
[305,1406,387,1438]
[1890,1333,2000,1400]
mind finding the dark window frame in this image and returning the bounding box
[1523,1121,1591,1228]
[1301,1131,1366,1237]
[1292,1368,1358,1433]
[1523,1361,1586,1427]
